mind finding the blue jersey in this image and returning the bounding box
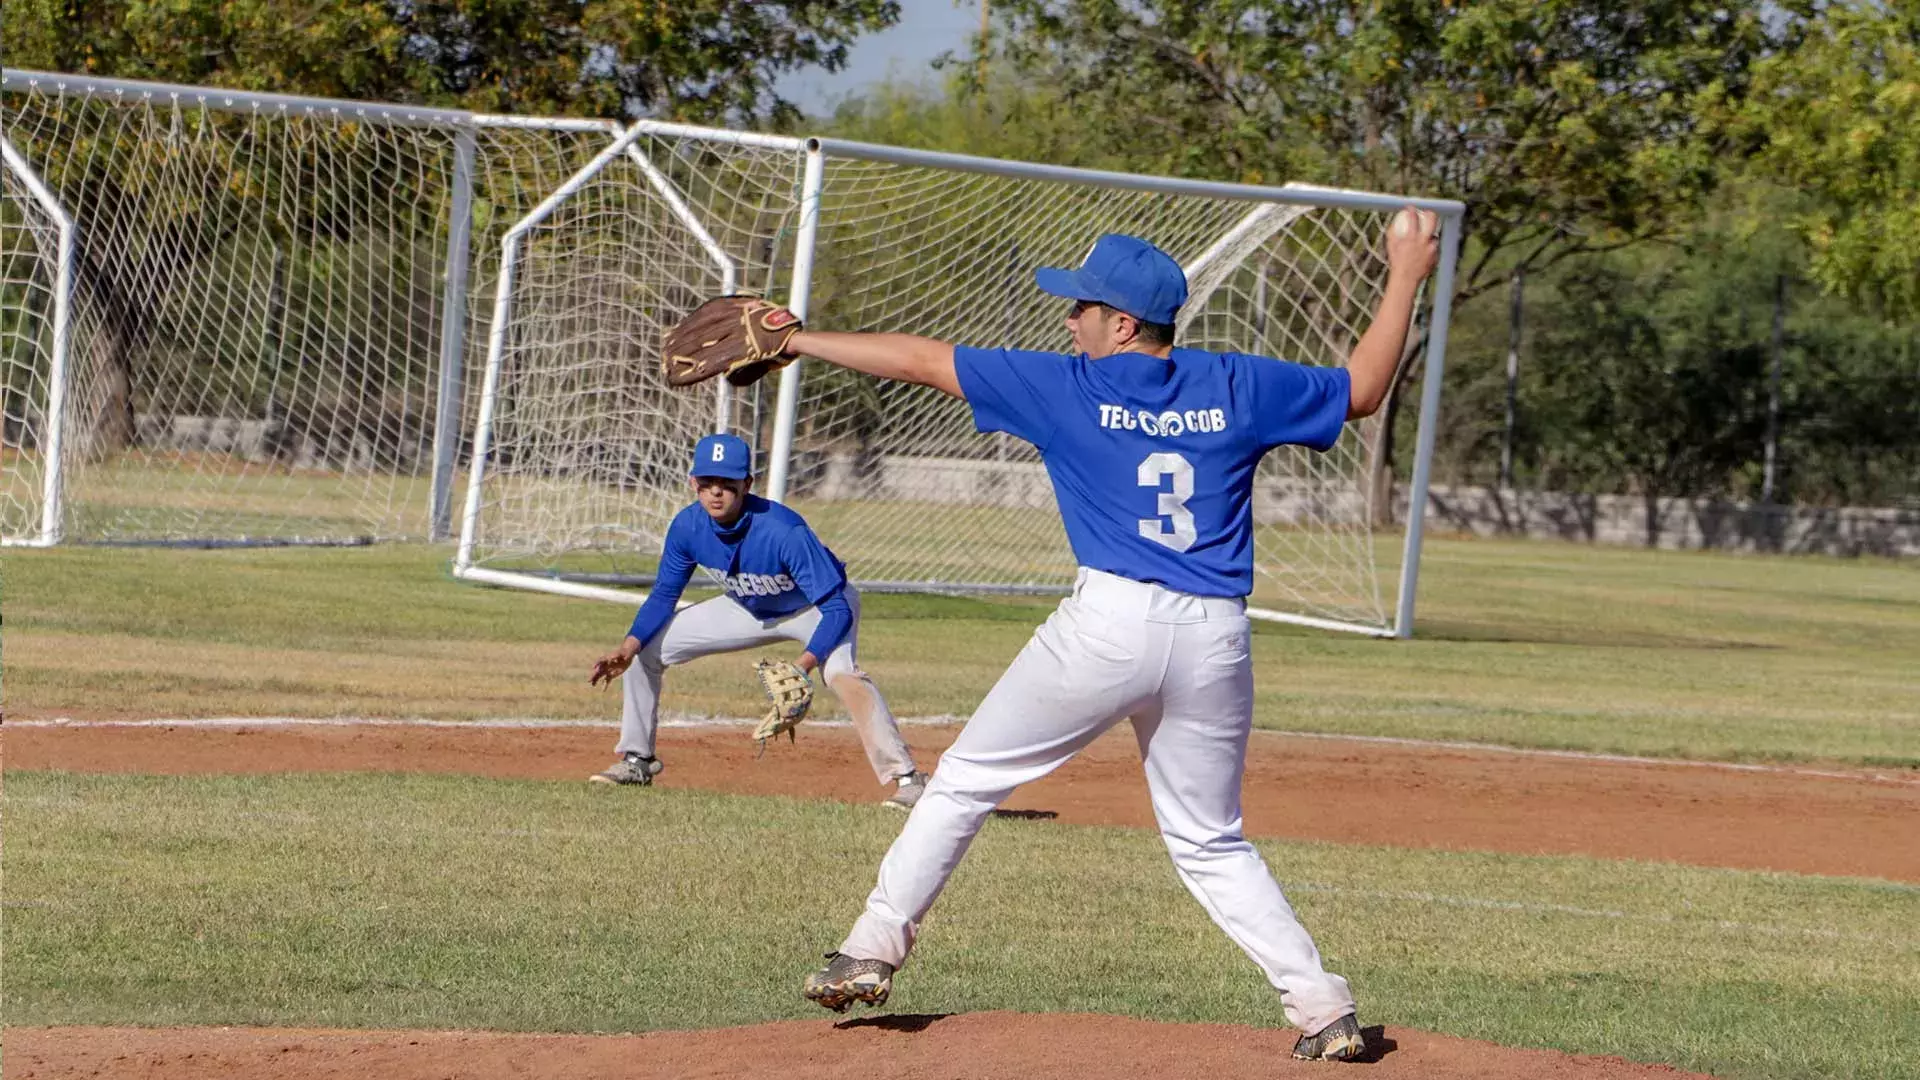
[954,346,1350,598]
[627,495,851,655]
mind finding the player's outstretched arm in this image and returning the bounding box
[1345,208,1441,420]
[788,331,963,398]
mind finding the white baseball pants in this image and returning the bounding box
[836,568,1356,1034]
[617,586,917,785]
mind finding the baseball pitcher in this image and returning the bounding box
[587,433,928,810]
[663,213,1438,1061]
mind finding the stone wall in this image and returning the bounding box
[1414,485,1920,557]
[793,449,1371,526]
[134,412,425,472]
[127,422,1919,557]
[792,450,1920,558]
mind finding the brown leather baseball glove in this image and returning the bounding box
[661,296,803,388]
[751,657,813,750]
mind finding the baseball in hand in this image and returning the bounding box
[1391,207,1433,239]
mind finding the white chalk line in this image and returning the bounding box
[10,715,1916,787]
[6,713,962,731]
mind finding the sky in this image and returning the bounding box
[775,0,985,115]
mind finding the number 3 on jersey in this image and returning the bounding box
[1137,452,1197,552]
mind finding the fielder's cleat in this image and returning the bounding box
[883,770,930,811]
[1291,1013,1365,1062]
[588,753,664,786]
[802,952,893,1012]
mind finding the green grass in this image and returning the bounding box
[6,537,1917,765]
[5,771,1916,1079]
[22,452,435,541]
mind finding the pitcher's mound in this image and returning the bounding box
[11,1013,1713,1079]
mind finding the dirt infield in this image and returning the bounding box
[7,1014,1717,1080]
[10,719,1919,881]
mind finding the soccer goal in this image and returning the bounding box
[0,69,624,547]
[453,121,1464,638]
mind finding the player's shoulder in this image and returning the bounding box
[1185,347,1333,393]
[1162,346,1267,395]
[957,344,1078,378]
[1172,345,1272,368]
[958,344,1075,363]
[749,495,814,532]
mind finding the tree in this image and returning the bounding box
[1498,190,1920,517]
[990,1,1803,298]
[1732,1,1920,320]
[984,0,1805,516]
[2,0,901,125]
[1520,244,1772,540]
[820,72,1138,170]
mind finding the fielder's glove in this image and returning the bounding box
[752,657,813,750]
[662,296,803,388]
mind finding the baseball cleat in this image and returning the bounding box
[883,770,930,811]
[588,754,664,786]
[1291,1013,1365,1062]
[802,952,893,1012]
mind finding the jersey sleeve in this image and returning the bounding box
[780,524,849,608]
[625,514,696,645]
[953,346,1072,450]
[802,587,853,660]
[1246,356,1352,452]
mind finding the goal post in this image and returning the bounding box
[455,121,1464,637]
[1,133,75,547]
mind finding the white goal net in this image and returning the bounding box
[456,123,1462,637]
[0,70,622,546]
[2,71,1459,636]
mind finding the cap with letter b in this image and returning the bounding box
[691,433,752,480]
[1034,233,1188,324]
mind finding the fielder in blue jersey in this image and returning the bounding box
[787,214,1441,1062]
[586,433,927,809]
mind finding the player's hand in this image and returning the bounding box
[1385,206,1440,284]
[590,650,633,687]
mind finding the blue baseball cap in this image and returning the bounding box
[691,433,752,480]
[1034,234,1188,324]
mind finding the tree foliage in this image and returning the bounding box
[8,1,1916,512]
[1732,1,1920,319]
[987,0,1799,304]
[1522,249,1771,509]
[1434,184,1920,507]
[2,0,901,124]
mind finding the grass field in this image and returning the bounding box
[7,536,1918,764]
[5,534,1919,1080]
